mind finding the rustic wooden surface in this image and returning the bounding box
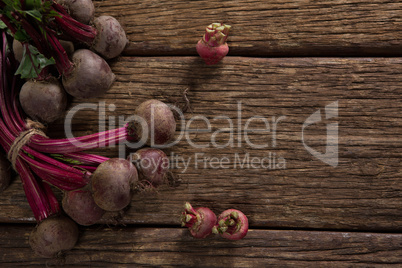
[1,226,402,266]
[1,57,400,231]
[0,0,401,266]
[93,0,402,56]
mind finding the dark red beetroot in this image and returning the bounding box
[212,209,248,240]
[62,49,115,99]
[57,0,95,24]
[90,158,138,212]
[29,215,79,258]
[19,78,68,123]
[0,153,11,192]
[92,16,128,59]
[62,190,105,226]
[181,202,217,238]
[130,100,176,146]
[132,148,169,186]
[196,23,231,65]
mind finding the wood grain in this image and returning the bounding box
[0,57,400,231]
[0,226,401,266]
[92,0,402,56]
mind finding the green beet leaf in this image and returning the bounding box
[0,21,7,30]
[15,44,55,79]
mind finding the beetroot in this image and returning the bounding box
[132,148,169,186]
[0,153,11,192]
[29,215,79,258]
[57,0,95,24]
[62,190,105,226]
[19,78,68,123]
[196,23,231,65]
[181,202,217,238]
[90,158,138,211]
[130,99,176,146]
[12,39,23,62]
[62,49,115,99]
[213,209,249,240]
[59,40,75,57]
[92,16,128,59]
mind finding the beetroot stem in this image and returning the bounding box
[181,202,199,227]
[15,159,53,222]
[46,30,74,75]
[0,14,17,34]
[51,6,96,45]
[42,183,60,214]
[11,11,49,55]
[29,126,128,153]
[31,165,86,191]
[0,35,20,136]
[61,152,109,165]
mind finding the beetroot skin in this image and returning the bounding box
[196,23,231,65]
[62,190,105,226]
[92,16,128,59]
[132,148,169,186]
[57,0,95,24]
[130,99,176,146]
[181,202,217,238]
[62,49,115,99]
[19,78,68,123]
[213,209,249,240]
[91,158,138,212]
[29,216,79,258]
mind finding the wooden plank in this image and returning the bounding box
[0,226,401,266]
[0,57,401,231]
[92,0,402,56]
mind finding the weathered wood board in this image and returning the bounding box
[0,57,400,232]
[93,0,402,56]
[1,0,401,265]
[1,226,401,266]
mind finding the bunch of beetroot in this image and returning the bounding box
[0,0,128,124]
[0,3,240,258]
[0,28,177,257]
[181,202,248,240]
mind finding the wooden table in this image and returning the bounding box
[1,0,401,266]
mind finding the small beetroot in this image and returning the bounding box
[132,148,169,187]
[62,49,115,99]
[92,16,128,59]
[19,78,68,123]
[181,202,217,238]
[12,39,23,62]
[29,215,79,258]
[56,0,95,25]
[129,99,176,146]
[196,23,231,65]
[91,158,138,212]
[212,209,248,240]
[62,190,105,226]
